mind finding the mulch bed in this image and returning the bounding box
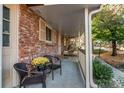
[100,52,124,72]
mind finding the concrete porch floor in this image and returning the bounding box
[27,57,85,88]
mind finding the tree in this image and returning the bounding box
[92,5,124,56]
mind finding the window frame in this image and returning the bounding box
[39,18,55,44]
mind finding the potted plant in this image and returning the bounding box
[31,57,49,71]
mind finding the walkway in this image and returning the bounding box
[28,57,85,88]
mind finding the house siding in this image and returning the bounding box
[19,5,59,62]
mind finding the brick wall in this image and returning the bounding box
[19,5,59,62]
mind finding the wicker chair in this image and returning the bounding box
[43,55,62,80]
[13,63,46,88]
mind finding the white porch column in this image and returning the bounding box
[0,4,3,88]
[58,32,62,55]
[84,8,90,88]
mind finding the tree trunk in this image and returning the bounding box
[111,40,117,56]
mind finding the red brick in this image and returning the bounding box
[19,5,59,62]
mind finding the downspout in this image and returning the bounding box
[89,8,102,88]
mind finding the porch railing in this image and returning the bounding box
[78,49,86,78]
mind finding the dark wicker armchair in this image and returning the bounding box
[43,55,62,80]
[13,63,46,88]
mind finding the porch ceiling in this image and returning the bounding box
[30,4,100,37]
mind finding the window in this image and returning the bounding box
[2,6,10,47]
[46,27,52,41]
[39,18,53,42]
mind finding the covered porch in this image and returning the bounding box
[28,4,101,88]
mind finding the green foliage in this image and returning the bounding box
[92,5,124,44]
[93,59,113,87]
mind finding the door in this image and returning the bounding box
[2,5,12,88]
[2,4,19,88]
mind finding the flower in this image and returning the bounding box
[31,57,49,66]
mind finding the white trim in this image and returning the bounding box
[84,8,90,88]
[89,8,101,88]
[8,4,19,87]
[0,4,3,88]
[11,4,19,87]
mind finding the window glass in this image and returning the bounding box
[3,20,10,33]
[46,27,52,41]
[2,34,10,46]
[3,6,10,20]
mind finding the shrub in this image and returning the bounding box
[93,59,113,87]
